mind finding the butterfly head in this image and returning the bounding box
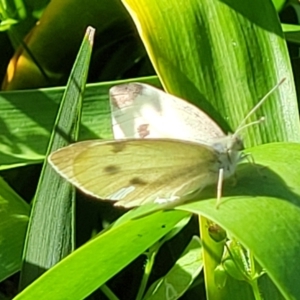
[210,134,244,178]
[211,134,244,154]
[226,133,244,153]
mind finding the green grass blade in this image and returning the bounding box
[13,211,189,300]
[19,27,95,288]
[272,0,286,11]
[282,23,300,44]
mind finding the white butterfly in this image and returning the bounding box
[49,79,285,208]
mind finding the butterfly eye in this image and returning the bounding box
[235,137,244,151]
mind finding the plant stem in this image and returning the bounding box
[250,279,262,300]
[100,284,119,300]
[135,244,159,300]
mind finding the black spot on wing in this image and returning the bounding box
[137,124,150,138]
[130,177,148,186]
[110,143,126,153]
[104,165,121,174]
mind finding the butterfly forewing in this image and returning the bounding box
[110,83,225,143]
[49,139,220,208]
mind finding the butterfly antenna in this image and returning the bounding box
[234,78,286,136]
[234,117,265,136]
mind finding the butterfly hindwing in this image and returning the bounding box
[49,139,220,207]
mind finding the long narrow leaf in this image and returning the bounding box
[19,27,95,288]
[13,210,189,300]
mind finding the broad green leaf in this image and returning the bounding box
[178,142,300,300]
[13,210,189,300]
[121,0,299,146]
[0,177,29,281]
[0,2,298,300]
[19,27,95,288]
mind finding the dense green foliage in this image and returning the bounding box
[1,0,300,299]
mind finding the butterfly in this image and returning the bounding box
[48,79,285,208]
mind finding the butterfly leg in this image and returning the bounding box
[215,168,224,209]
[245,152,265,175]
[245,153,254,164]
